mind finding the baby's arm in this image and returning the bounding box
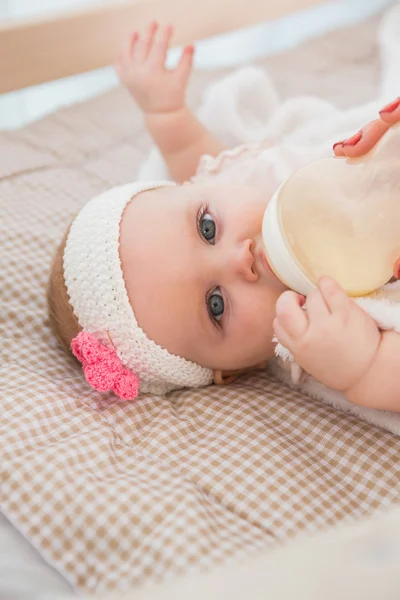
[116,22,225,183]
[144,107,224,184]
[345,330,400,411]
[274,278,400,413]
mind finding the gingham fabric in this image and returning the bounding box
[1,14,399,595]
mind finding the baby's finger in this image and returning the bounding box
[135,20,158,62]
[128,31,139,58]
[176,45,195,82]
[317,277,349,314]
[114,52,123,75]
[306,287,330,319]
[117,37,132,70]
[149,24,173,66]
[275,291,308,341]
[273,318,294,352]
[115,51,129,80]
[379,97,400,125]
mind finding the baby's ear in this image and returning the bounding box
[213,362,268,386]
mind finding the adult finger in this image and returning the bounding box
[393,258,400,280]
[333,119,390,158]
[379,97,400,125]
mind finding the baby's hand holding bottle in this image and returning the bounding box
[115,21,194,116]
[273,278,381,392]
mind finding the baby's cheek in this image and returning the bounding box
[238,294,276,359]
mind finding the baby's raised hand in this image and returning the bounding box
[115,21,194,115]
[273,278,381,392]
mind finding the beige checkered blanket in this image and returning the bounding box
[1,13,399,595]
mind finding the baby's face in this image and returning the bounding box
[120,183,287,373]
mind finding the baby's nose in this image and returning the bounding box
[233,239,259,282]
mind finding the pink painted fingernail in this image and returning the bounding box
[379,98,400,114]
[333,140,345,151]
[342,131,362,147]
[394,259,400,279]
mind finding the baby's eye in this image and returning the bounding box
[208,288,224,323]
[199,211,216,245]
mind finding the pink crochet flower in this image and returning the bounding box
[71,331,139,401]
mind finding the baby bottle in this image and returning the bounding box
[262,124,400,296]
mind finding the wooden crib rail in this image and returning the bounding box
[0,0,325,94]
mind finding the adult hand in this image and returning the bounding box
[333,98,400,158]
[333,97,400,279]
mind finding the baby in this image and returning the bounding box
[48,22,400,411]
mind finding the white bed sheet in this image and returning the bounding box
[0,513,72,599]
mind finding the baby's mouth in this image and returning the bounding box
[255,243,284,288]
[258,249,278,283]
[260,250,273,276]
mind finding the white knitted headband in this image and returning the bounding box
[63,181,213,397]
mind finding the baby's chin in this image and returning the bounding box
[220,348,276,374]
